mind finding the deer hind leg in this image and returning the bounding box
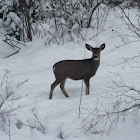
[60,79,69,97]
[84,78,90,95]
[49,79,64,99]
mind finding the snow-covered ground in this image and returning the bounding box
[0,8,140,140]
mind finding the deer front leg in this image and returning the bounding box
[84,78,90,95]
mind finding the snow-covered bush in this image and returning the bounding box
[0,70,47,137]
[82,77,140,135]
[42,0,109,44]
[0,0,107,43]
[1,0,139,43]
[0,0,22,40]
[0,70,28,136]
[3,12,22,40]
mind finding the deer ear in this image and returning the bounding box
[100,44,105,50]
[85,44,93,51]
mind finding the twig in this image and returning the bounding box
[78,42,87,118]
[47,31,60,45]
[17,79,28,88]
[32,111,46,132]
[3,35,21,58]
[1,70,10,87]
[108,39,140,52]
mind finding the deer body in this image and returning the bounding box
[53,59,99,80]
[49,44,105,99]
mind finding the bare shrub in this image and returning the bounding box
[0,70,28,138]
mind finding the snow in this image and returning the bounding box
[0,7,140,140]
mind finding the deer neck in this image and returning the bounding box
[91,57,100,68]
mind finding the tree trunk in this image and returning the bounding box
[87,3,101,28]
[19,0,32,41]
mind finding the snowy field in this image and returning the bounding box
[0,8,140,140]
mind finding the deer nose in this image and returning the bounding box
[94,56,98,59]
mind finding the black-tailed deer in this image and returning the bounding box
[49,43,105,99]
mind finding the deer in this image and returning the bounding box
[49,43,105,99]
